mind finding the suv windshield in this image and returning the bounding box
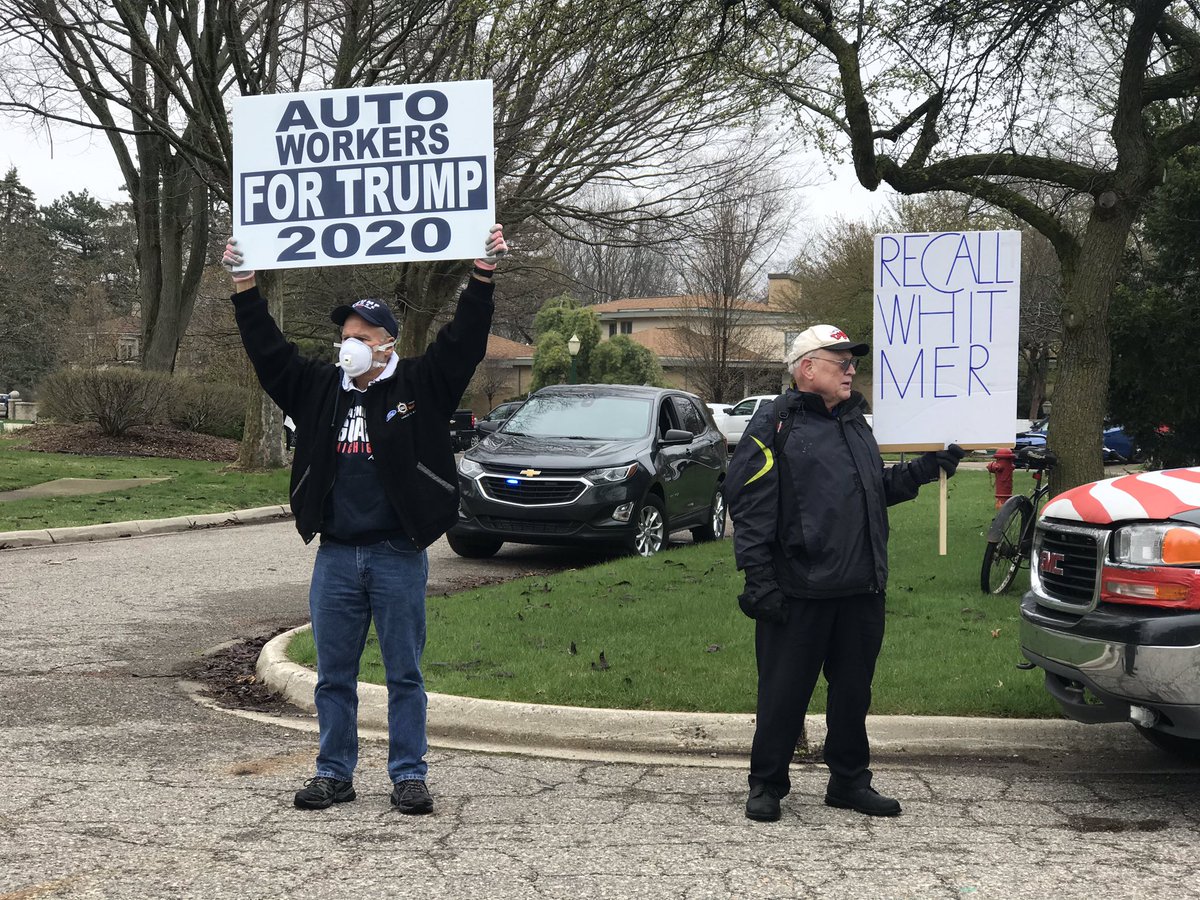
[503,394,652,440]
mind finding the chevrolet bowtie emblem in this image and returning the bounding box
[519,468,541,477]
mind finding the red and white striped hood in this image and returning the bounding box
[1041,468,1200,525]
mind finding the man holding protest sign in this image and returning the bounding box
[727,324,963,822]
[222,223,507,815]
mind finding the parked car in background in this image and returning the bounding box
[1014,418,1049,454]
[710,394,776,451]
[477,400,523,431]
[0,394,8,419]
[1020,466,1200,759]
[1102,425,1138,463]
[449,408,478,451]
[1014,418,1139,464]
[449,384,728,558]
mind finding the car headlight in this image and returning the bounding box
[586,462,639,484]
[1112,523,1200,566]
[458,457,484,478]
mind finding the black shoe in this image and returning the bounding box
[745,784,782,822]
[824,785,902,817]
[391,779,434,815]
[294,777,356,810]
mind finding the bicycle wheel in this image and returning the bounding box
[981,502,1031,594]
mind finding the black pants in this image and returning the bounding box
[749,593,886,796]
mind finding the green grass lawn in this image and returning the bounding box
[0,438,290,531]
[289,468,1060,717]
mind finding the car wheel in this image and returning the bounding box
[627,494,667,557]
[690,486,727,542]
[446,533,503,558]
[468,433,480,448]
[1134,725,1200,762]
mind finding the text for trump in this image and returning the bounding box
[232,81,496,270]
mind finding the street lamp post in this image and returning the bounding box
[567,332,581,384]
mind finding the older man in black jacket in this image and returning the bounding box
[727,323,963,822]
[222,225,506,815]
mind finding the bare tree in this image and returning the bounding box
[668,163,796,402]
[722,0,1200,491]
[466,358,511,410]
[546,187,680,304]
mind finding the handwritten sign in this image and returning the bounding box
[872,231,1021,449]
[232,80,495,270]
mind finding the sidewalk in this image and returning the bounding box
[3,506,1149,764]
[0,504,292,549]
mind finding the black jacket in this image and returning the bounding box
[726,389,933,599]
[231,277,494,549]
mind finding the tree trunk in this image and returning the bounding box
[1026,346,1049,421]
[235,270,288,471]
[395,264,467,356]
[1046,207,1136,493]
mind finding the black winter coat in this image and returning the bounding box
[726,389,934,599]
[231,277,494,549]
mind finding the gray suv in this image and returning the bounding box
[449,384,728,557]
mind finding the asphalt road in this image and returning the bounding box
[3,521,1200,899]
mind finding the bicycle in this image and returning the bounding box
[980,446,1057,594]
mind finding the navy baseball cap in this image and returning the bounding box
[331,298,398,337]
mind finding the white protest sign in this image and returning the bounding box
[872,230,1021,450]
[232,80,494,270]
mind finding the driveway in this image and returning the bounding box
[3,522,1200,899]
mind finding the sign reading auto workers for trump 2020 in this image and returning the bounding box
[232,80,494,270]
[871,231,1021,450]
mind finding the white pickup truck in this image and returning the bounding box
[1019,466,1200,759]
[709,394,874,451]
[708,395,777,451]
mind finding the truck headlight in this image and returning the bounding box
[458,457,484,478]
[1112,523,1200,566]
[585,463,639,484]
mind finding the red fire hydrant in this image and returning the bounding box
[987,448,1016,509]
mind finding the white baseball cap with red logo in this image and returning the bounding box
[785,324,870,367]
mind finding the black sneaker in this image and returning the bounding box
[294,777,356,810]
[824,785,902,817]
[745,783,782,822]
[390,779,434,815]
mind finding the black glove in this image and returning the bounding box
[739,565,789,624]
[917,443,966,482]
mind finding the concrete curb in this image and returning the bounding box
[0,505,292,549]
[257,625,1147,761]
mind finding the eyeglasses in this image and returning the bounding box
[808,355,859,373]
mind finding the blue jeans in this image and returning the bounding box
[308,538,429,784]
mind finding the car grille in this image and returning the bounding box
[483,463,592,477]
[477,516,580,535]
[479,475,586,506]
[1037,526,1101,607]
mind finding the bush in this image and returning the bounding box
[37,368,249,439]
[39,367,174,436]
[167,379,249,439]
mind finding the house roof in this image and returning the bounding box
[589,294,789,316]
[486,334,535,360]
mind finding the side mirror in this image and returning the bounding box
[661,428,693,445]
[722,408,735,416]
[477,420,500,434]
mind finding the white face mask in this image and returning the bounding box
[336,337,394,377]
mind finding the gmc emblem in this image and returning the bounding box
[1039,550,1066,576]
